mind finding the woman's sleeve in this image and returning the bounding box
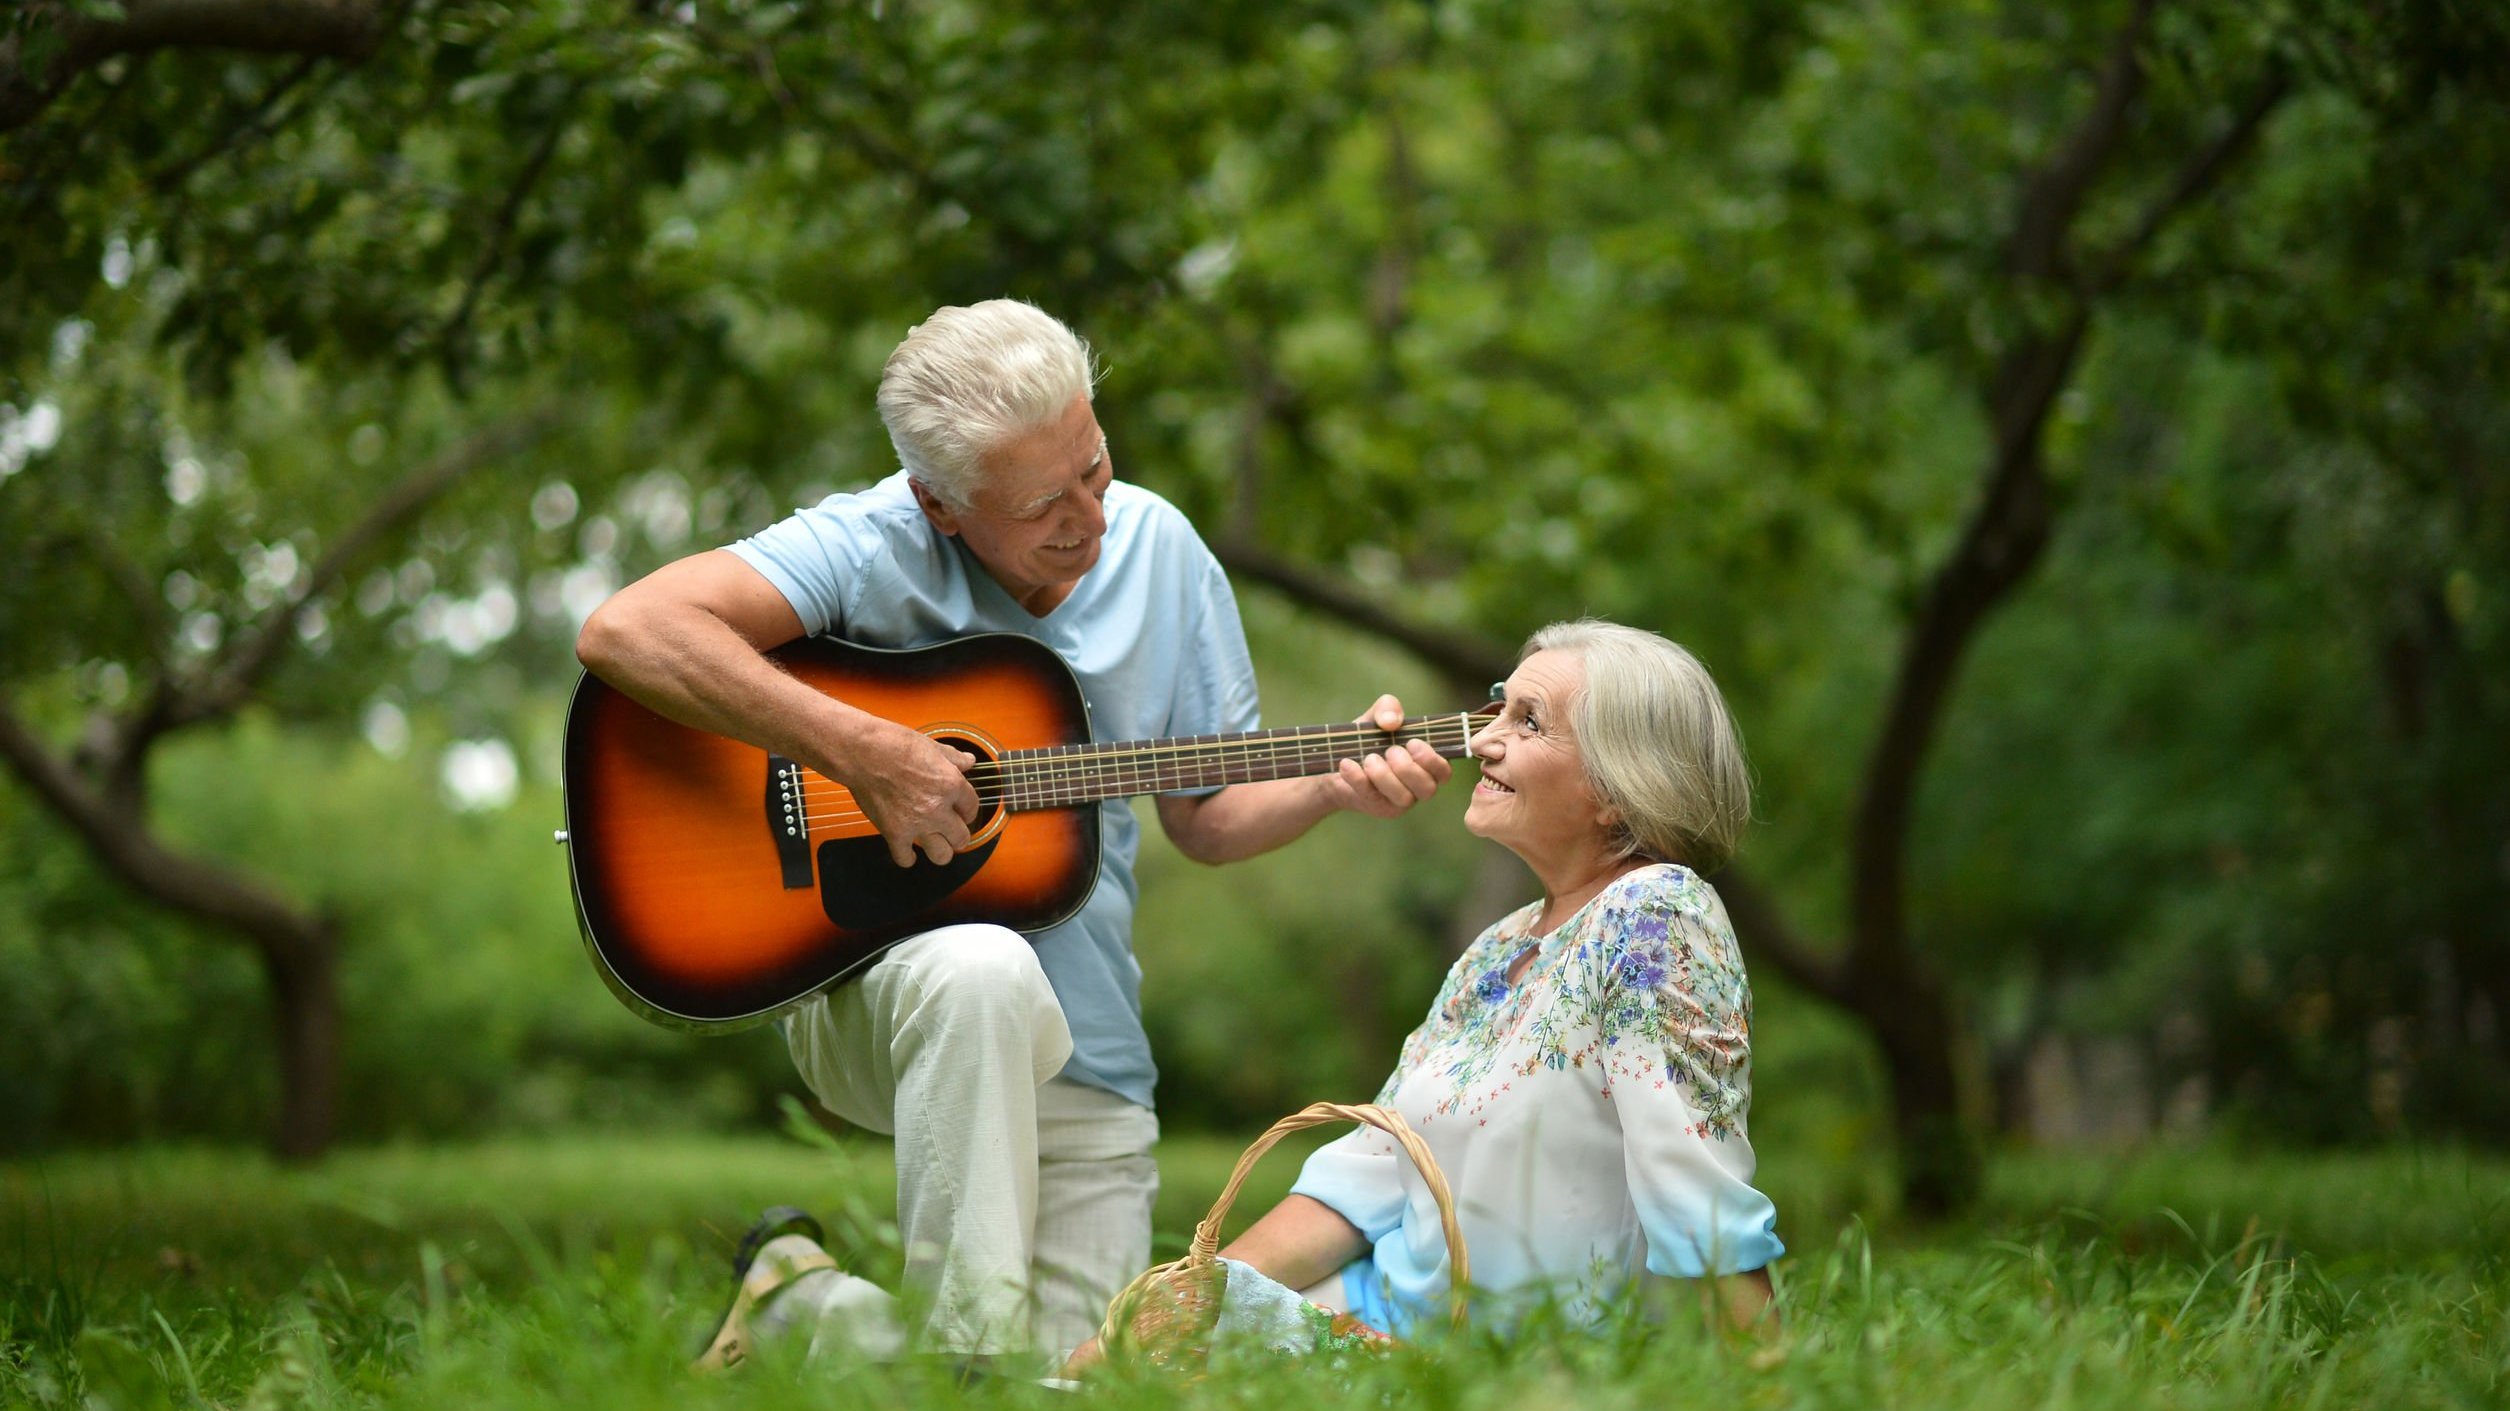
[1596,879,1785,1277]
[1291,914,1510,1246]
[1286,1122,1409,1244]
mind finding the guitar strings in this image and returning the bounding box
[786,718,1481,824]
[787,716,1479,792]
[780,716,1483,832]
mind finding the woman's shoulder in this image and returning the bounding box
[1590,863,1729,932]
[1575,864,1745,979]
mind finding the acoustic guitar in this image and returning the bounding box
[560,632,1489,1032]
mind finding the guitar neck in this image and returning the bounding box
[984,712,1483,811]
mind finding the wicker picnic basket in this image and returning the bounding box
[1093,1101,1469,1368]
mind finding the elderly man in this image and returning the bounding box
[576,300,1450,1365]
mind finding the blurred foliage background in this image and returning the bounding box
[2,0,2505,1217]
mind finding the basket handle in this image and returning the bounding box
[1187,1100,1470,1304]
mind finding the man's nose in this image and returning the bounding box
[1065,489,1107,540]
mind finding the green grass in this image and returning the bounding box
[4,1129,2505,1410]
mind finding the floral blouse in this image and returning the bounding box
[1289,864,1782,1333]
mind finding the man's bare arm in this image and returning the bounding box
[1155,695,1452,865]
[575,550,980,866]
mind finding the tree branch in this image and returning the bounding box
[1851,316,2091,971]
[145,48,322,192]
[1846,12,2288,986]
[684,13,799,117]
[2007,0,2161,283]
[0,693,326,959]
[2090,64,2291,296]
[1222,325,1310,544]
[65,522,172,648]
[1215,537,1514,693]
[0,0,381,135]
[152,406,560,739]
[1715,864,1850,1005]
[1219,531,1853,994]
[439,112,572,388]
[1368,103,1419,351]
[1848,3,2173,966]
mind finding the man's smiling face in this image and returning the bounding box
[913,392,1113,616]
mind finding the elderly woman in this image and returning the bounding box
[1196,618,1781,1340]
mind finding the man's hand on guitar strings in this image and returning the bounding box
[1325,694,1453,819]
[837,717,982,868]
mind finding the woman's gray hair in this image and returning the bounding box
[1528,619,1752,873]
[876,300,1099,508]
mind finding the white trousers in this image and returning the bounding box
[782,924,1159,1358]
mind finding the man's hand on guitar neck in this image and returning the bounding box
[1154,694,1451,865]
[1319,694,1451,820]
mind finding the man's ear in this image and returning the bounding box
[907,477,963,536]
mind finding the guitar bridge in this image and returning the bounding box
[767,755,813,889]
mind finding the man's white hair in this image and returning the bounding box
[876,300,1099,507]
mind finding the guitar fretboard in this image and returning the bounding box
[987,713,1482,811]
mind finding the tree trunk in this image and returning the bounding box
[0,701,351,1157]
[0,416,553,1159]
[1869,975,1977,1216]
[260,919,343,1159]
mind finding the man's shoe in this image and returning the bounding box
[693,1207,837,1371]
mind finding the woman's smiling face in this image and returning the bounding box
[1465,649,1614,863]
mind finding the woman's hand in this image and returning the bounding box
[1215,1194,1372,1295]
[1064,1196,1366,1378]
[1060,1333,1106,1376]
[1644,1267,1778,1336]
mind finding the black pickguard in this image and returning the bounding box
[817,833,1003,931]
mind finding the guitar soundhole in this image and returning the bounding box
[813,726,1007,934]
[928,727,1007,844]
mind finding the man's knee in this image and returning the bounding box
[897,923,1046,998]
[882,925,1069,1062]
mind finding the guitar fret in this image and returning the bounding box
[999,711,1480,812]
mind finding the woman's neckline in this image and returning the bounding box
[1500,862,1677,987]
[1527,858,1667,937]
[1518,859,1681,942]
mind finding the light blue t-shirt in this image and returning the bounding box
[727,471,1260,1108]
